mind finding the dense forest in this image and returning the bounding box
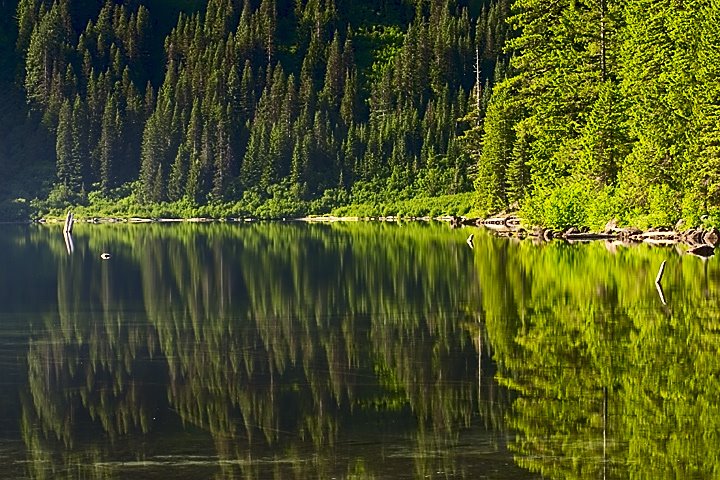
[2,0,720,227]
[469,0,720,229]
[4,0,506,219]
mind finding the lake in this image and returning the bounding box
[0,221,718,479]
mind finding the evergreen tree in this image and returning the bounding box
[71,95,90,189]
[24,0,72,112]
[320,31,343,113]
[98,93,118,193]
[56,99,76,191]
[474,81,513,214]
[14,0,720,225]
[340,71,357,128]
[16,0,40,55]
[257,0,277,64]
[618,0,689,203]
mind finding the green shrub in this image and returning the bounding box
[644,184,682,227]
[522,180,590,229]
[309,187,349,215]
[584,185,621,230]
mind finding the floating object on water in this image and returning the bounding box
[687,244,715,258]
[100,252,111,260]
[466,233,474,249]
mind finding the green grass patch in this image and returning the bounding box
[332,192,477,218]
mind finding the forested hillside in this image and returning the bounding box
[8,0,508,219]
[4,0,720,227]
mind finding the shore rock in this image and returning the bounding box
[704,227,720,247]
[604,219,618,234]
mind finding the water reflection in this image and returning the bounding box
[3,223,718,479]
[476,239,720,479]
[1,223,517,479]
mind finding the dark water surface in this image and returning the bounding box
[1,222,718,479]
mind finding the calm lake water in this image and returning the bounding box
[0,222,718,479]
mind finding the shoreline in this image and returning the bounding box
[9,213,720,250]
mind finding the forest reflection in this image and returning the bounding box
[7,222,509,480]
[4,223,719,479]
[476,237,720,479]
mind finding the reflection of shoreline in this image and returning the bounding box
[28,217,720,258]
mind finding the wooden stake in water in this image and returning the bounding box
[63,211,74,234]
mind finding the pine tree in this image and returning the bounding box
[618,0,689,202]
[168,143,189,202]
[320,31,343,113]
[504,0,625,189]
[258,0,277,64]
[241,124,265,191]
[71,95,90,189]
[99,93,118,193]
[340,71,357,128]
[56,99,77,191]
[679,2,720,214]
[474,82,513,214]
[212,104,232,198]
[290,125,310,197]
[24,0,72,111]
[16,0,40,55]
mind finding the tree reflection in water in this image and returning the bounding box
[477,238,720,479]
[4,223,515,479]
[6,223,716,479]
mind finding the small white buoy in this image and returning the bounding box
[100,252,111,260]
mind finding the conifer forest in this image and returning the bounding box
[3,0,720,228]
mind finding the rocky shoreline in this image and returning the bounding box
[460,214,720,250]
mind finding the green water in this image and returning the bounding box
[0,222,717,479]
